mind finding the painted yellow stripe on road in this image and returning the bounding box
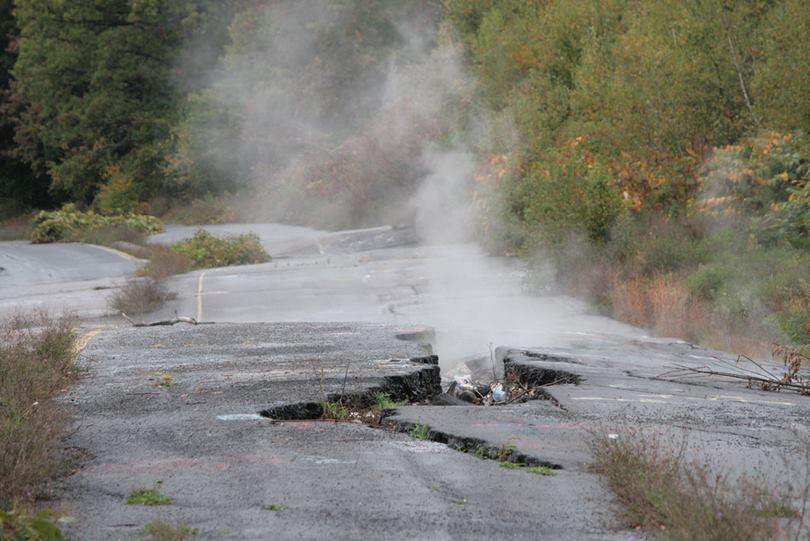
[196,270,207,322]
[73,326,104,357]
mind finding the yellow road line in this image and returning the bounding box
[73,326,104,357]
[196,271,207,322]
[86,243,144,263]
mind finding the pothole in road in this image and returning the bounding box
[439,352,581,407]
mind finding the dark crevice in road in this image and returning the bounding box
[259,355,441,420]
[381,418,563,470]
[259,349,582,470]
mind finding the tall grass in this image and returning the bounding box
[0,314,78,508]
[590,431,808,541]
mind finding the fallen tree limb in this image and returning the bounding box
[121,312,213,327]
[661,364,810,395]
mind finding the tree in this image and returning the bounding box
[0,0,48,213]
[10,0,231,208]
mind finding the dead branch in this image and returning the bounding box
[121,312,209,327]
[663,363,810,395]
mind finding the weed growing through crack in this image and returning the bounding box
[319,401,349,421]
[498,462,521,470]
[408,423,430,440]
[497,443,516,463]
[262,503,288,512]
[526,466,557,476]
[127,487,172,506]
[108,278,174,317]
[371,392,406,410]
[153,372,173,388]
[142,521,197,541]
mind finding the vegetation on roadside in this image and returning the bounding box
[447,0,810,357]
[0,314,77,508]
[0,314,77,539]
[170,229,269,269]
[590,431,807,540]
[1,0,808,356]
[0,509,65,541]
[30,205,162,244]
[105,227,269,319]
[107,279,175,319]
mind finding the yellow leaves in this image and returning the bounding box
[476,153,515,184]
[510,45,541,70]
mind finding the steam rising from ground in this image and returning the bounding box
[190,1,644,368]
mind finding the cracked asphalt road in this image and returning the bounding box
[5,223,808,539]
[59,323,627,540]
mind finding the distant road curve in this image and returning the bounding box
[0,240,141,318]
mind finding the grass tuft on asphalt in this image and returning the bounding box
[590,431,806,540]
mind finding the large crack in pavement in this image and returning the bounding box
[259,347,583,471]
[59,320,809,540]
[60,323,633,540]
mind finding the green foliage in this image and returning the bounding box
[752,0,810,133]
[408,423,430,440]
[371,392,406,411]
[496,443,515,463]
[319,401,349,422]
[526,466,557,476]
[126,488,172,506]
[0,510,64,541]
[9,0,232,204]
[498,461,520,470]
[170,229,270,269]
[0,1,49,212]
[687,265,728,302]
[142,521,197,541]
[93,167,143,215]
[261,504,287,512]
[516,149,626,247]
[30,204,162,243]
[169,0,445,228]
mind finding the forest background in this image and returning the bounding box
[0,0,808,358]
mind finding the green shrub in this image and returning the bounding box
[687,265,728,302]
[94,167,143,215]
[170,229,269,269]
[1,314,77,509]
[160,194,236,225]
[636,230,708,277]
[0,509,64,541]
[30,204,162,243]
